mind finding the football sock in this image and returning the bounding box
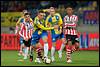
[51,46,55,58]
[44,42,48,58]
[66,45,71,61]
[59,43,65,52]
[36,47,43,60]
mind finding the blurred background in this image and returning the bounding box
[1,1,99,50]
[1,1,99,66]
[1,1,99,33]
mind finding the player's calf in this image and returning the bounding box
[66,41,72,63]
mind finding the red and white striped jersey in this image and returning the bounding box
[19,21,34,39]
[63,15,78,35]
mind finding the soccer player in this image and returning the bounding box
[45,7,66,62]
[15,10,33,56]
[18,13,34,59]
[30,10,56,63]
[63,6,79,63]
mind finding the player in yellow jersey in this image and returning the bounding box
[45,7,66,62]
[30,10,57,63]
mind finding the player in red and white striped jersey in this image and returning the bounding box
[19,20,33,40]
[19,13,34,59]
[63,6,79,63]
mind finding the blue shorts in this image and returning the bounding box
[52,33,64,42]
[31,30,48,45]
[20,36,24,45]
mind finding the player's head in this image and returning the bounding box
[66,6,74,15]
[49,7,55,16]
[38,10,45,20]
[24,13,30,22]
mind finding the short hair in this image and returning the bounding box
[38,10,44,13]
[24,13,30,16]
[65,5,74,10]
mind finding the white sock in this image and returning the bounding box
[44,43,48,58]
[24,47,28,57]
[59,43,65,52]
[51,46,55,58]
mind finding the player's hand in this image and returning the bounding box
[24,37,28,41]
[54,25,59,29]
[59,29,62,33]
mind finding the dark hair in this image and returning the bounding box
[65,5,74,10]
[38,10,44,13]
[24,13,30,16]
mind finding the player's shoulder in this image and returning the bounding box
[18,16,24,23]
[34,16,38,21]
[46,15,51,18]
[30,18,33,21]
[55,13,61,16]
[72,14,78,17]
[46,15,51,20]
[34,16,39,23]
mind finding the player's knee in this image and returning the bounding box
[67,41,72,46]
[62,38,66,44]
[75,42,79,48]
[42,36,48,43]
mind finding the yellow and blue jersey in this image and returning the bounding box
[31,16,54,45]
[33,16,54,34]
[45,13,63,34]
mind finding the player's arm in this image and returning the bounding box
[57,13,63,31]
[36,20,54,30]
[15,17,22,34]
[45,15,51,27]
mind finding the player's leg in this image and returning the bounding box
[29,45,34,62]
[58,33,66,59]
[51,34,58,62]
[33,32,43,63]
[65,35,72,63]
[35,42,43,63]
[41,31,49,59]
[18,37,25,56]
[29,32,40,62]
[71,36,79,53]
[51,42,56,62]
[23,39,31,59]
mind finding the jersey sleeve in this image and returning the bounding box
[35,19,54,30]
[45,15,51,27]
[57,13,63,29]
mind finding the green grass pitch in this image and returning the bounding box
[1,50,99,66]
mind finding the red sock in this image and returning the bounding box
[66,45,71,61]
[71,45,76,52]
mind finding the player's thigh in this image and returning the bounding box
[60,33,66,44]
[41,32,48,43]
[20,36,24,45]
[31,32,40,46]
[72,35,79,45]
[65,35,72,45]
[23,39,31,47]
[52,34,60,46]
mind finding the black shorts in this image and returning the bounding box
[23,38,31,47]
[65,34,79,45]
